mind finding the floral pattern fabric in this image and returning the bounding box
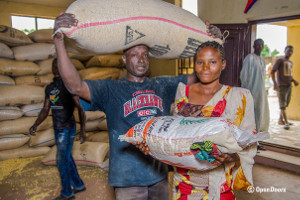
[172,83,256,200]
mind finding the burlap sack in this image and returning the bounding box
[71,59,85,70]
[86,55,125,68]
[36,58,54,75]
[0,85,44,106]
[14,74,53,86]
[118,68,127,79]
[97,119,108,131]
[0,75,15,85]
[68,53,92,61]
[0,42,14,59]
[0,145,50,161]
[79,67,120,80]
[29,128,55,147]
[21,103,44,117]
[37,58,84,75]
[0,58,40,77]
[59,0,222,59]
[12,43,55,61]
[42,141,109,167]
[28,29,53,43]
[0,25,33,47]
[86,131,109,143]
[0,116,52,135]
[84,118,106,132]
[74,110,106,122]
[0,106,23,121]
[0,134,30,151]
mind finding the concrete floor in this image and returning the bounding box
[266,91,300,149]
[0,156,116,200]
[1,89,299,200]
[1,156,299,200]
[234,164,300,200]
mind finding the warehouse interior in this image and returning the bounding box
[0,0,300,199]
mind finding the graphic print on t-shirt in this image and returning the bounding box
[123,89,163,120]
[49,89,60,103]
[283,61,292,77]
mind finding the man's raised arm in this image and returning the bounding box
[53,13,91,101]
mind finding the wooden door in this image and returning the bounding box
[214,24,251,87]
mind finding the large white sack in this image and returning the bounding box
[0,25,33,47]
[0,42,14,59]
[0,58,40,77]
[59,0,222,59]
[86,55,125,68]
[28,29,53,43]
[12,43,55,61]
[42,141,109,167]
[14,74,53,86]
[0,116,52,135]
[0,106,23,121]
[0,75,15,85]
[0,145,50,161]
[119,116,269,171]
[0,85,44,106]
[0,134,30,151]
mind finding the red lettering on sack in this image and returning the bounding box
[174,153,183,157]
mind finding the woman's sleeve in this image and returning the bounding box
[239,89,257,133]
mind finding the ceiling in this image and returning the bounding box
[4,0,300,26]
[3,0,75,8]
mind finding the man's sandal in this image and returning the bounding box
[284,124,290,130]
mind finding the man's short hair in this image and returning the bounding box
[285,45,293,51]
[254,38,264,45]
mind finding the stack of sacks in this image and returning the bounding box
[0,26,53,161]
[42,110,110,169]
[79,54,125,80]
[0,26,122,164]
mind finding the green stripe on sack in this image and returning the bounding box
[179,118,210,125]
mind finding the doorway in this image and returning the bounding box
[250,17,300,149]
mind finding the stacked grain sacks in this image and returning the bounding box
[0,26,52,161]
[0,26,124,167]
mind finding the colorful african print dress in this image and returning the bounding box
[172,83,256,200]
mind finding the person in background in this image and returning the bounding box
[271,45,298,130]
[52,12,222,200]
[29,58,86,200]
[240,38,270,150]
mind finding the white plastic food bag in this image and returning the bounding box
[119,116,269,170]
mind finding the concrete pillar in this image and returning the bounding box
[287,25,300,120]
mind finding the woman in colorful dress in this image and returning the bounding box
[171,41,257,200]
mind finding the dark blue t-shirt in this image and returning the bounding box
[84,75,187,187]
